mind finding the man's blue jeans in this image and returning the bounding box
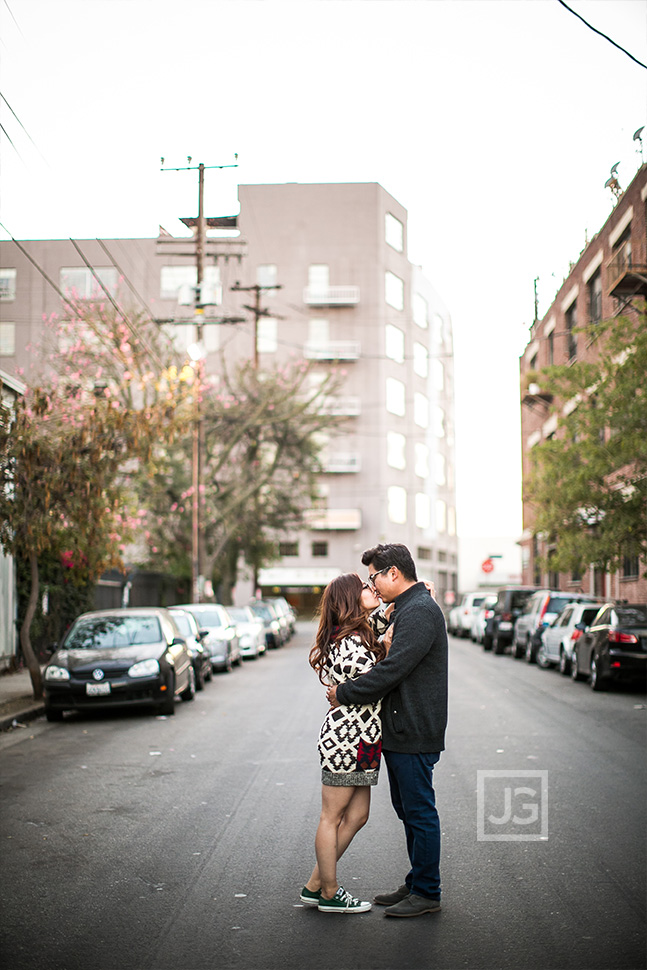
[383,750,441,900]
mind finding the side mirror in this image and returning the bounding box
[198,629,209,641]
[171,637,186,647]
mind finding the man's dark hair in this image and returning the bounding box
[361,543,417,582]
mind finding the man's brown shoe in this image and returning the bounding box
[384,893,441,917]
[374,884,409,906]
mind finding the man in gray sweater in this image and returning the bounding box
[326,543,448,918]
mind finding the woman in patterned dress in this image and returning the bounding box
[300,573,389,913]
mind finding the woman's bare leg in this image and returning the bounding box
[305,786,371,896]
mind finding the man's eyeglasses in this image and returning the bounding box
[368,566,391,586]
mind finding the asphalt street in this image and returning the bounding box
[0,622,645,970]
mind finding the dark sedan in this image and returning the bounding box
[571,603,647,691]
[44,608,196,720]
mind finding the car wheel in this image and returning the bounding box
[180,665,196,701]
[493,636,506,655]
[590,655,607,692]
[204,665,213,683]
[536,644,551,669]
[194,662,204,692]
[45,706,64,722]
[483,635,493,651]
[525,640,536,664]
[157,674,176,715]
[571,648,584,682]
[559,650,571,676]
[223,651,233,673]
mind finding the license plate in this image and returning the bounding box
[86,682,111,696]
[499,621,512,631]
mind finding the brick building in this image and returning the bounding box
[0,182,458,613]
[519,164,647,603]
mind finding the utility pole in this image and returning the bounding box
[160,155,239,602]
[230,282,283,368]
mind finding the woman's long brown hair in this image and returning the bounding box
[309,573,386,684]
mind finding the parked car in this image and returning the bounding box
[536,601,603,673]
[484,586,539,653]
[446,600,463,637]
[571,603,647,691]
[175,603,242,673]
[249,600,283,649]
[169,607,213,689]
[268,596,297,636]
[43,607,195,721]
[227,606,266,660]
[471,594,498,643]
[513,590,597,662]
[454,592,491,638]
[265,599,291,643]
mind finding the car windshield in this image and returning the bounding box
[171,613,192,636]
[510,591,533,610]
[251,605,272,621]
[616,607,647,626]
[546,596,572,613]
[227,607,251,622]
[191,610,223,629]
[64,616,162,649]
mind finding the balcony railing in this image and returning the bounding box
[319,395,361,416]
[303,285,360,306]
[304,508,362,530]
[304,341,361,361]
[321,453,361,473]
[607,239,647,297]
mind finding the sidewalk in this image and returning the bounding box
[0,667,45,731]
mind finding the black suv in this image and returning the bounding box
[483,586,539,654]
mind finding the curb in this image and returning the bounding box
[0,703,46,732]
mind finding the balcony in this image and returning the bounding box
[304,508,362,531]
[320,395,361,416]
[321,453,361,473]
[606,239,647,297]
[304,340,361,361]
[303,285,360,306]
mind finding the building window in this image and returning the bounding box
[312,541,328,557]
[257,318,278,354]
[415,443,429,478]
[386,377,405,416]
[385,324,405,363]
[308,318,329,344]
[413,293,428,328]
[622,555,639,579]
[257,264,278,287]
[0,268,16,301]
[437,550,447,563]
[0,322,15,355]
[385,212,404,252]
[436,499,447,533]
[435,453,446,486]
[61,266,118,299]
[387,431,406,469]
[548,331,554,365]
[308,264,329,297]
[565,301,577,360]
[388,485,407,524]
[385,271,404,311]
[415,493,430,529]
[413,342,428,378]
[414,392,429,428]
[588,269,602,325]
[279,541,299,557]
[160,265,221,303]
[417,546,432,560]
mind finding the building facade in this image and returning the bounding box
[518,164,647,603]
[0,182,458,612]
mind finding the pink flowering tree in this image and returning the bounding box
[0,302,193,697]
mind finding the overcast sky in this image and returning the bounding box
[1,0,646,538]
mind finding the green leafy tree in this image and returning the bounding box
[526,314,647,578]
[0,303,192,698]
[139,356,345,601]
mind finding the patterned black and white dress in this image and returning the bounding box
[317,616,388,787]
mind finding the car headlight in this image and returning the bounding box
[45,665,70,682]
[128,659,160,678]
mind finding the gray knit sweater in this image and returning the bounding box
[335,583,448,753]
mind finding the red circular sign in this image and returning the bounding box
[481,558,494,574]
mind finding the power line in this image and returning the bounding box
[96,238,156,320]
[0,92,47,162]
[557,0,647,70]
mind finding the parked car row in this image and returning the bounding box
[455,584,647,693]
[43,596,297,721]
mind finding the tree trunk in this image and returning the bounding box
[20,550,43,700]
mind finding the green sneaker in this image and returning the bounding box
[318,886,371,913]
[300,886,321,906]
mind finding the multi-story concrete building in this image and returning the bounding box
[518,164,647,603]
[0,182,457,612]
